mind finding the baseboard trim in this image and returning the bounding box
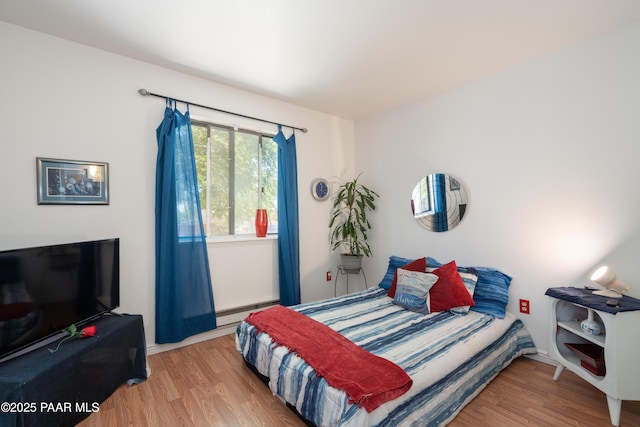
[525,350,556,366]
[146,323,237,356]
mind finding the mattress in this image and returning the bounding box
[236,287,536,426]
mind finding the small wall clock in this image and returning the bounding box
[311,178,330,201]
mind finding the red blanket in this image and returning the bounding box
[245,305,412,412]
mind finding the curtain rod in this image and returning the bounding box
[138,89,307,133]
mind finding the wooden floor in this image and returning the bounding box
[79,333,640,427]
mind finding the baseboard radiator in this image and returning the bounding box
[216,299,279,326]
[146,300,280,356]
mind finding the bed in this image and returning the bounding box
[236,256,537,426]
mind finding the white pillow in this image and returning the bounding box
[392,268,439,314]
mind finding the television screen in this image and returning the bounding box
[0,238,119,361]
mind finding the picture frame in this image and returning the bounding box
[37,157,109,205]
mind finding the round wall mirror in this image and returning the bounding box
[410,173,468,232]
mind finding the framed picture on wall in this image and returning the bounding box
[37,157,109,205]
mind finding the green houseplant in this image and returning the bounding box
[329,174,379,270]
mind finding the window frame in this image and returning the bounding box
[191,120,278,241]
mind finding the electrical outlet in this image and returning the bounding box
[326,270,332,282]
[519,299,530,314]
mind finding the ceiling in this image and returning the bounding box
[2,0,640,120]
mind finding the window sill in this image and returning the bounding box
[207,234,277,244]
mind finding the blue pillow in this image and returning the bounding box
[378,256,414,290]
[471,267,511,318]
[426,257,441,267]
[426,257,511,318]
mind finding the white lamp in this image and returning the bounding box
[590,266,630,298]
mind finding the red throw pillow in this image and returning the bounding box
[387,257,426,298]
[428,260,475,312]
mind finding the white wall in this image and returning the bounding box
[0,21,353,352]
[356,22,640,359]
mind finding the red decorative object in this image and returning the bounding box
[565,343,606,376]
[48,324,97,353]
[255,209,268,237]
[81,325,97,337]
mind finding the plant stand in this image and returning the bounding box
[334,266,368,297]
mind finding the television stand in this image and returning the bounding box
[0,313,147,426]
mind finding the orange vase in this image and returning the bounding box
[255,209,268,237]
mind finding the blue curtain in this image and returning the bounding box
[274,125,301,306]
[155,100,217,344]
[432,173,448,232]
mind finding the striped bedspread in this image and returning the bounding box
[236,288,536,426]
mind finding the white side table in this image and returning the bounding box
[547,287,640,426]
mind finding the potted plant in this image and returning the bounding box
[329,174,379,271]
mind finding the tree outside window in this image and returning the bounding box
[192,121,277,236]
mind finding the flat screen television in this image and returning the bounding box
[0,238,119,362]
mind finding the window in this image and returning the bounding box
[191,121,277,237]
